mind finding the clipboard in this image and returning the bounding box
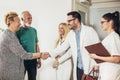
[85,42,110,63]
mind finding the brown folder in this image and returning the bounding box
[85,42,110,63]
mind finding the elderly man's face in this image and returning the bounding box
[22,13,32,27]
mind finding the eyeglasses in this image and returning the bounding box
[67,18,76,23]
[101,21,108,24]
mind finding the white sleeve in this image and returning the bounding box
[110,35,120,56]
[58,48,72,64]
[49,33,70,58]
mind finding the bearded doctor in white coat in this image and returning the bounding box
[47,11,100,80]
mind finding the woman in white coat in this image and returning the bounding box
[90,11,120,80]
[52,23,72,80]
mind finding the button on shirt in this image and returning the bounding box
[75,28,83,69]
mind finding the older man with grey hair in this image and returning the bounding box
[16,11,40,80]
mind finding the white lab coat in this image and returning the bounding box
[50,24,100,80]
[100,31,120,80]
[38,58,57,80]
[38,41,72,80]
[56,38,72,80]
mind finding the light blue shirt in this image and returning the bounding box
[75,28,83,69]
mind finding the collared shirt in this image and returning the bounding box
[75,28,83,69]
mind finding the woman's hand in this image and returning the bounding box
[90,53,99,59]
[52,59,59,68]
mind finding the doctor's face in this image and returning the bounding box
[59,25,65,36]
[67,15,77,30]
[101,18,109,31]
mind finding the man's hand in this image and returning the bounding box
[40,52,50,60]
[37,59,41,68]
[82,74,87,80]
[93,65,99,71]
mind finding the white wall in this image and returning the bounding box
[0,0,72,51]
[0,0,72,80]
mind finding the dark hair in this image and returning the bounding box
[67,11,81,22]
[102,11,120,36]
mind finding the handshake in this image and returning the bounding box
[40,52,51,60]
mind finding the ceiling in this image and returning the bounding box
[79,0,120,6]
[91,0,120,3]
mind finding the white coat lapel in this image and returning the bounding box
[80,24,87,48]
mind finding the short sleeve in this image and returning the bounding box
[110,35,120,56]
[35,29,38,43]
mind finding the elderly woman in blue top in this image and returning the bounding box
[0,12,47,80]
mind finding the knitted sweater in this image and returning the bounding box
[0,29,32,80]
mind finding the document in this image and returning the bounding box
[85,42,110,63]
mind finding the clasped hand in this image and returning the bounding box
[40,52,50,60]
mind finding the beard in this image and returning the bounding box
[25,22,31,27]
[68,24,76,30]
[69,26,75,30]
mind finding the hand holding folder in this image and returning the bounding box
[85,42,110,63]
